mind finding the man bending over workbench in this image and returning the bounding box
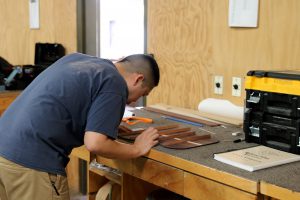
[0,53,160,200]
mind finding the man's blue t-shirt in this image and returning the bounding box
[0,53,128,175]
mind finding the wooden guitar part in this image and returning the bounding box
[121,134,139,140]
[118,124,181,140]
[119,124,179,136]
[156,124,179,131]
[160,134,211,146]
[119,122,219,149]
[159,131,195,142]
[161,137,219,149]
[118,125,131,134]
[122,129,194,141]
[158,127,191,135]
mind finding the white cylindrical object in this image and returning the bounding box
[198,98,243,121]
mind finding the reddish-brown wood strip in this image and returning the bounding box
[124,127,191,140]
[121,129,194,141]
[156,124,180,130]
[158,127,191,135]
[119,124,179,136]
[161,137,219,149]
[119,125,131,133]
[159,131,195,142]
[120,134,138,140]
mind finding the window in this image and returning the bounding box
[99,0,145,59]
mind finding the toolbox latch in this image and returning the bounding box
[247,92,261,104]
[249,126,260,137]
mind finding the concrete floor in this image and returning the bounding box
[70,193,87,200]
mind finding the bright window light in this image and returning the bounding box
[99,0,144,60]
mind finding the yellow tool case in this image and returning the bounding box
[244,70,300,154]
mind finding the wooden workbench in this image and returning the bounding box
[95,149,257,200]
[1,91,300,200]
[73,144,300,200]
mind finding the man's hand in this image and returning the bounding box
[133,127,159,156]
[84,127,159,159]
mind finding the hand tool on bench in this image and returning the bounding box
[122,116,153,125]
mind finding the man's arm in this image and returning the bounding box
[84,127,159,159]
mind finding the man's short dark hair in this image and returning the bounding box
[117,54,160,88]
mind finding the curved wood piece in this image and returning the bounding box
[158,127,191,135]
[159,131,195,142]
[161,138,219,149]
[161,135,211,146]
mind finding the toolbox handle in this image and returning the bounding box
[266,106,292,117]
[247,70,268,77]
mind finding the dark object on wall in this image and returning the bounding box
[35,43,65,67]
[4,43,65,90]
[244,70,300,154]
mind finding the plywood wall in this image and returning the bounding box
[0,0,77,65]
[147,0,300,109]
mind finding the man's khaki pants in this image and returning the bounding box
[0,156,70,200]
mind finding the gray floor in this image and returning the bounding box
[70,193,87,200]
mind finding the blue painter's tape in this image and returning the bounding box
[161,116,203,127]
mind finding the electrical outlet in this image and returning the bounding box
[214,76,223,95]
[232,77,242,96]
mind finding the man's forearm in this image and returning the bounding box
[84,131,142,159]
[92,139,141,159]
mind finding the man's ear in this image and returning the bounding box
[133,73,145,86]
